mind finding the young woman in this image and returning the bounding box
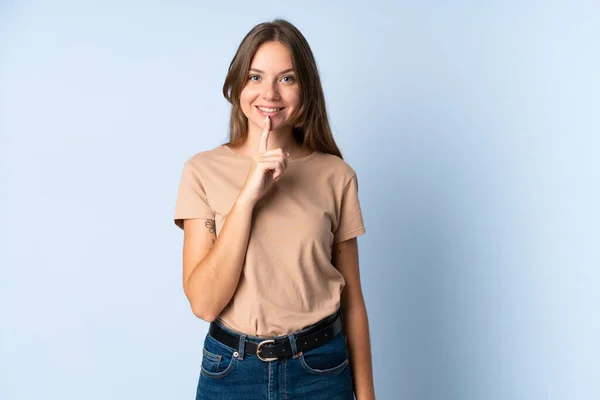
[174,19,375,400]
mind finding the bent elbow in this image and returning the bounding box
[190,304,216,322]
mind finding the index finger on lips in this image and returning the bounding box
[258,115,270,154]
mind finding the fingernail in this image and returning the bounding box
[265,115,269,123]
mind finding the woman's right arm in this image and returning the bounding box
[181,199,255,322]
[181,115,288,322]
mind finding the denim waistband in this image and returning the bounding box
[212,308,341,344]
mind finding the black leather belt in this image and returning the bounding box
[208,310,343,362]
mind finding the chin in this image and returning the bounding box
[253,117,285,131]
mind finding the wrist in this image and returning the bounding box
[356,393,376,400]
[355,387,376,400]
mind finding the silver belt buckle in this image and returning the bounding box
[256,339,278,362]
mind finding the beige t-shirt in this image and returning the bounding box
[174,144,366,337]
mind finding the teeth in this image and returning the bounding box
[258,107,281,112]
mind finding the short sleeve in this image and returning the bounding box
[334,174,366,243]
[174,161,215,230]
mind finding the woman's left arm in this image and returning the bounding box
[333,237,376,400]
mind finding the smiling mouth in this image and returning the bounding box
[256,106,284,113]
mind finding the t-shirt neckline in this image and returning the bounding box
[221,144,318,164]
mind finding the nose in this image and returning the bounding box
[261,80,280,101]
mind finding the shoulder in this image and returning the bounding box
[178,145,228,182]
[181,144,249,182]
[184,144,228,165]
[315,152,358,183]
[182,145,238,176]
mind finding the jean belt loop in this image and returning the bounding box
[237,334,247,360]
[287,333,300,359]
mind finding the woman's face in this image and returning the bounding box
[240,41,301,134]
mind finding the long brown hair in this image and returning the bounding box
[222,19,343,159]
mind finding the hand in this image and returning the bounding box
[237,116,289,206]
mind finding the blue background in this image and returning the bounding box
[1,1,598,399]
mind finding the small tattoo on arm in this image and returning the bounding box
[205,219,216,234]
[206,220,216,250]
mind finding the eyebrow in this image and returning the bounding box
[249,68,295,74]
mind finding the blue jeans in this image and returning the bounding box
[196,314,355,399]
